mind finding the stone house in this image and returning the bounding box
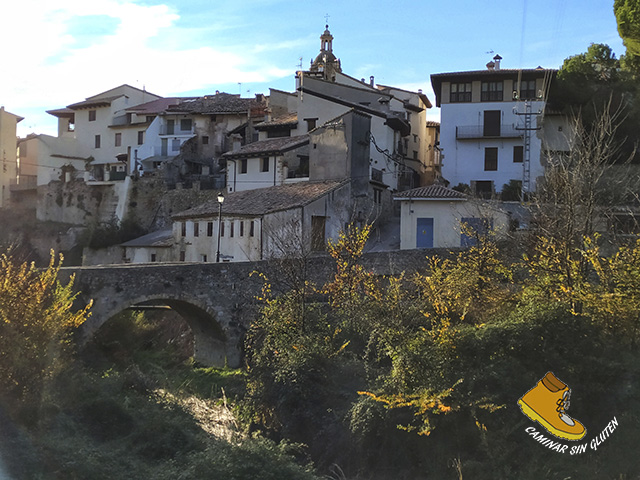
[172,180,350,262]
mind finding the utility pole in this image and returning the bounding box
[514,101,540,202]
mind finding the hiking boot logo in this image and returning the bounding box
[517,371,587,441]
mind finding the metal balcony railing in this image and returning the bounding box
[456,124,523,139]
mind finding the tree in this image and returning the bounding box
[0,251,90,407]
[615,0,640,57]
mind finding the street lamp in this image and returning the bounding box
[216,192,224,262]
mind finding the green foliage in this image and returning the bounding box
[615,0,640,57]
[0,251,89,406]
[500,179,522,201]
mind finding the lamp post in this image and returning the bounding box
[216,192,224,262]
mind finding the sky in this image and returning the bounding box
[2,0,625,138]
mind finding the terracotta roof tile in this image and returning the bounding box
[173,180,346,219]
[255,113,298,128]
[394,185,466,200]
[222,135,309,159]
[167,93,266,115]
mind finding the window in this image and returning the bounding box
[221,221,225,237]
[461,217,493,247]
[474,180,493,199]
[150,253,157,262]
[146,115,155,123]
[240,221,244,236]
[202,136,209,145]
[179,250,186,262]
[115,133,122,147]
[193,222,199,237]
[230,221,234,237]
[450,82,472,103]
[481,81,503,101]
[483,110,501,136]
[89,110,96,122]
[240,159,247,174]
[181,222,186,237]
[484,147,498,171]
[413,150,418,160]
[207,222,213,237]
[166,120,175,135]
[305,118,317,130]
[201,254,208,262]
[172,139,181,152]
[94,135,101,148]
[311,216,326,251]
[249,220,255,237]
[137,131,144,145]
[520,80,537,100]
[373,188,382,205]
[180,118,192,131]
[261,157,270,172]
[513,145,524,163]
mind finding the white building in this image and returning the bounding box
[49,84,162,182]
[0,107,23,208]
[172,180,350,262]
[431,57,556,197]
[394,184,510,249]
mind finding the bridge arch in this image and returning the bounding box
[80,293,238,367]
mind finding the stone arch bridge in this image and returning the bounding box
[59,250,436,367]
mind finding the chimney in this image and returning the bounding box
[493,54,502,70]
[486,61,495,71]
[370,76,375,87]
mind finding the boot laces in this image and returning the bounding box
[556,390,570,415]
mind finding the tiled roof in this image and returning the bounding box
[222,134,309,159]
[166,93,266,115]
[67,95,122,110]
[254,113,298,128]
[121,229,174,248]
[46,107,75,118]
[394,185,466,200]
[173,180,346,219]
[126,97,190,114]
[426,120,440,127]
[431,68,555,79]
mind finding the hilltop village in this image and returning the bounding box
[0,25,600,265]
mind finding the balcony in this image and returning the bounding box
[456,124,523,140]
[159,125,194,136]
[9,175,37,191]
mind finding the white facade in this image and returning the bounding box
[18,134,90,185]
[439,100,545,194]
[0,107,22,207]
[432,66,556,196]
[395,187,510,250]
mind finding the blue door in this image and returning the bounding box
[416,218,434,248]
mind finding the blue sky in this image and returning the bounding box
[2,0,625,137]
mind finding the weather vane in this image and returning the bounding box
[324,13,330,25]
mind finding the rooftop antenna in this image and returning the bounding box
[324,13,330,24]
[238,82,242,95]
[297,57,303,70]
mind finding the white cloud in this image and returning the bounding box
[4,1,294,136]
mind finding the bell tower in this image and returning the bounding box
[309,24,342,81]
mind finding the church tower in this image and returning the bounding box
[309,24,342,81]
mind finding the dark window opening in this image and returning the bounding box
[481,81,503,101]
[484,147,498,171]
[261,157,269,172]
[513,145,524,163]
[483,110,501,136]
[193,222,199,237]
[207,222,213,237]
[240,159,247,174]
[450,82,472,103]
